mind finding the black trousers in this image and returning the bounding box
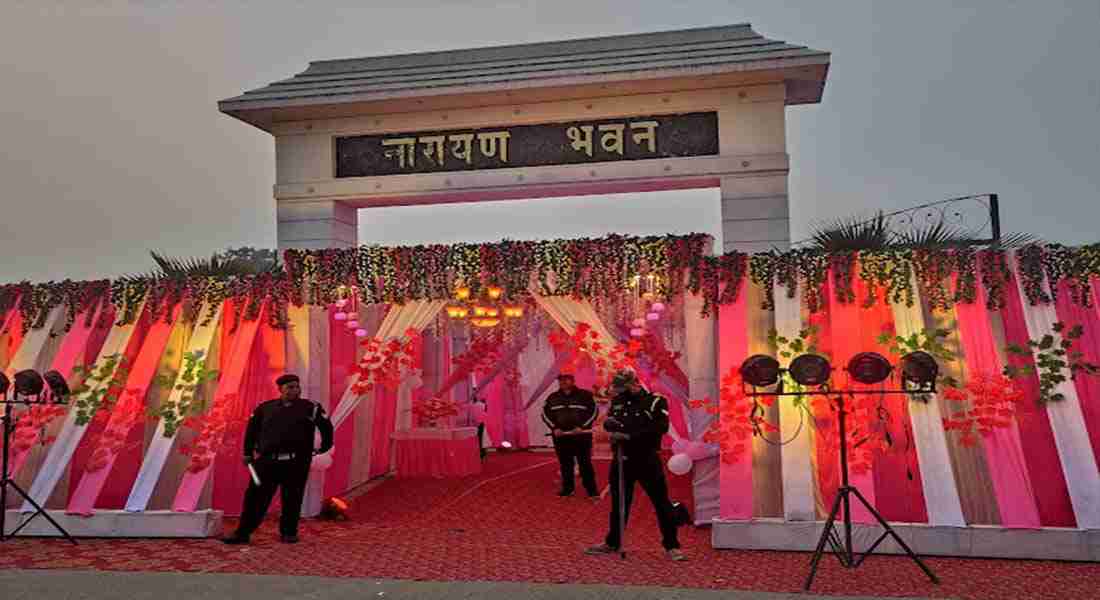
[605,450,680,550]
[552,433,598,495]
[477,423,486,459]
[235,455,311,538]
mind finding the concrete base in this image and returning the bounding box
[3,509,223,538]
[712,518,1100,562]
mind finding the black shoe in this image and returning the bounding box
[280,534,299,544]
[558,490,574,497]
[221,535,250,545]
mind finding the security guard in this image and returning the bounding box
[222,374,334,545]
[586,369,685,561]
[541,372,598,497]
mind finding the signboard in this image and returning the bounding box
[335,112,718,178]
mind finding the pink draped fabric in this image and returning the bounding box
[809,298,839,519]
[1000,275,1076,526]
[368,386,398,479]
[172,303,264,512]
[1055,281,1100,469]
[718,288,751,519]
[324,307,356,497]
[825,274,879,524]
[67,305,181,514]
[394,438,481,478]
[2,306,25,369]
[954,283,1041,527]
[65,305,154,509]
[6,306,104,478]
[212,318,285,514]
[484,374,506,446]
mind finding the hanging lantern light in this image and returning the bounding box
[455,286,471,300]
[446,306,465,319]
[455,307,469,318]
[473,306,488,317]
[487,286,503,300]
[486,308,499,318]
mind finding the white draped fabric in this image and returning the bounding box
[532,295,619,349]
[1011,259,1100,528]
[517,332,557,445]
[683,292,720,524]
[773,283,818,522]
[330,300,446,429]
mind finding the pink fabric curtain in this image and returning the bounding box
[368,386,398,479]
[718,287,751,520]
[325,307,357,497]
[1000,273,1076,526]
[1056,280,1100,468]
[954,282,1041,527]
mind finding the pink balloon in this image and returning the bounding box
[347,320,360,329]
[671,439,688,455]
[632,318,646,328]
[646,312,660,321]
[685,442,712,461]
[334,312,348,321]
[354,328,368,337]
[630,328,645,337]
[335,299,348,308]
[651,302,666,312]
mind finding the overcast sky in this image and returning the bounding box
[1,0,1098,282]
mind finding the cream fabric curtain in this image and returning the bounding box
[331,300,446,428]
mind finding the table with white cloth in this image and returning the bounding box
[391,427,482,478]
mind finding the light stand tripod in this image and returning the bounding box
[802,391,937,590]
[1,391,77,544]
[613,439,626,559]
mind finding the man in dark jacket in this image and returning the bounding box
[586,369,685,561]
[542,372,598,497]
[222,374,334,545]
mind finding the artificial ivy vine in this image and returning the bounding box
[152,350,220,437]
[1004,321,1100,403]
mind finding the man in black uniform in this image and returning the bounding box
[541,372,598,497]
[586,369,685,561]
[222,374,334,545]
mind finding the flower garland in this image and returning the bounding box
[178,392,249,473]
[942,373,1024,447]
[84,392,146,472]
[412,396,460,428]
[10,405,67,455]
[350,328,423,395]
[547,322,640,389]
[151,350,219,437]
[1004,321,1100,403]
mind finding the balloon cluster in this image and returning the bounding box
[666,437,718,476]
[629,301,667,338]
[333,286,368,337]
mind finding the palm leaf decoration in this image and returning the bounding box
[128,248,281,281]
[810,212,891,252]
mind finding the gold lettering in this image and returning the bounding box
[418,135,447,166]
[566,125,594,157]
[598,124,625,155]
[630,121,659,153]
[477,131,511,163]
[381,137,417,169]
[449,133,475,165]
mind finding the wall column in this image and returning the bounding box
[277,199,358,251]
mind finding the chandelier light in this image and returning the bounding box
[446,284,523,328]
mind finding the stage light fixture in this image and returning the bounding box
[901,351,939,387]
[0,372,9,396]
[43,370,70,401]
[740,354,781,387]
[847,352,892,385]
[13,370,44,397]
[789,354,832,386]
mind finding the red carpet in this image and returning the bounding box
[1,452,1095,599]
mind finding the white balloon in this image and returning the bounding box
[667,453,693,475]
[311,451,334,471]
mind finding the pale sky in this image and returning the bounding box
[1,0,1098,281]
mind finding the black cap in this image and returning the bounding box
[275,374,300,387]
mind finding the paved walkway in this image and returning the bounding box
[0,570,936,600]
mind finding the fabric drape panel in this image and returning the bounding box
[890,276,966,527]
[330,300,445,427]
[24,302,150,512]
[1055,281,1100,467]
[1000,276,1076,526]
[7,306,104,481]
[808,293,837,520]
[345,305,386,493]
[774,283,817,522]
[67,305,183,514]
[171,303,265,512]
[519,332,557,445]
[824,273,878,524]
[717,284,751,520]
[212,318,285,515]
[923,301,1002,525]
[954,281,1041,527]
[0,305,23,370]
[683,292,720,524]
[326,307,357,499]
[125,303,221,512]
[746,282,783,519]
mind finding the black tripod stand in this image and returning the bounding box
[1,398,77,543]
[803,392,935,590]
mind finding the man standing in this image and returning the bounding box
[586,369,685,561]
[542,372,598,498]
[222,374,334,545]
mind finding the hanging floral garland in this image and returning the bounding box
[941,373,1024,447]
[350,328,423,395]
[179,392,250,473]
